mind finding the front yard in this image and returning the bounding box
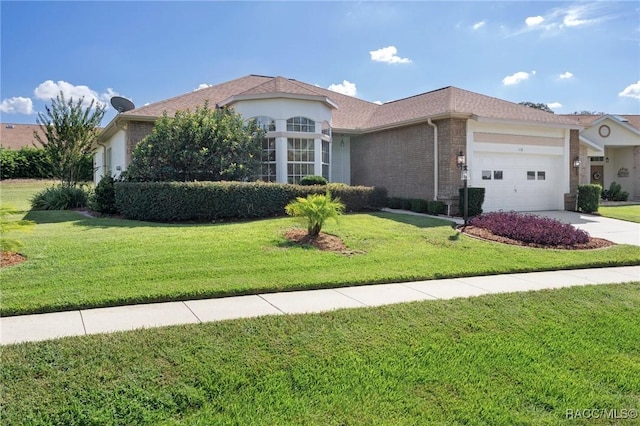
[2,209,640,316]
[2,283,639,424]
[598,204,640,223]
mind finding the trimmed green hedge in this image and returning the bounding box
[0,147,93,180]
[458,187,485,217]
[387,197,446,215]
[578,184,601,213]
[115,181,387,222]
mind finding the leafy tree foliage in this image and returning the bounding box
[35,92,105,186]
[285,191,345,236]
[571,110,605,115]
[126,103,264,182]
[518,102,554,114]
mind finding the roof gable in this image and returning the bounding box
[115,74,582,132]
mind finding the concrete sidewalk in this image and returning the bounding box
[2,266,638,345]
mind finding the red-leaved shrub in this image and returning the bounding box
[469,211,590,246]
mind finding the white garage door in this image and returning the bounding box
[474,153,562,212]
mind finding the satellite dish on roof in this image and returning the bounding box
[110,96,135,113]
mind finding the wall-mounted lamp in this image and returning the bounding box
[605,157,609,163]
[456,150,469,225]
[456,151,466,169]
[340,137,344,148]
[573,157,581,168]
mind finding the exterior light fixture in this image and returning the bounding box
[456,150,469,226]
[456,151,466,169]
[573,157,581,168]
[605,157,609,163]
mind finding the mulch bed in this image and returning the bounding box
[284,229,363,255]
[460,225,614,250]
[1,252,26,268]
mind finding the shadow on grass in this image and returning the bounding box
[23,210,160,228]
[369,211,458,229]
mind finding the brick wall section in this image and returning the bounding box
[126,121,155,164]
[565,129,581,211]
[568,129,581,192]
[350,123,435,199]
[436,118,467,209]
[634,146,640,200]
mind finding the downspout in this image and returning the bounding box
[427,118,438,201]
[96,141,107,182]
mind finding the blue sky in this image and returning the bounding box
[1,1,639,126]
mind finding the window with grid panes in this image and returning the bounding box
[287,138,315,183]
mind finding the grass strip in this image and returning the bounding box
[2,283,639,425]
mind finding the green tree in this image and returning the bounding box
[572,110,605,115]
[518,102,554,114]
[35,92,105,186]
[285,191,345,237]
[126,103,263,182]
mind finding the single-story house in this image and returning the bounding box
[94,74,639,212]
[0,124,43,149]
[560,114,640,201]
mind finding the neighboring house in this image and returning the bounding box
[561,114,640,201]
[0,123,43,149]
[96,74,606,212]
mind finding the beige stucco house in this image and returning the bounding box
[562,114,640,201]
[94,74,639,212]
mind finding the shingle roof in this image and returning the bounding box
[119,74,581,131]
[0,124,43,149]
[560,114,640,132]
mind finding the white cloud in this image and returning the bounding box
[373,100,383,105]
[472,21,486,30]
[369,46,412,64]
[525,16,545,26]
[194,83,211,91]
[547,102,562,109]
[327,80,357,97]
[502,71,531,86]
[34,80,119,110]
[512,3,611,37]
[562,7,596,27]
[559,71,574,79]
[618,81,640,99]
[0,96,34,114]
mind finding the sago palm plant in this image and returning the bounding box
[285,191,345,236]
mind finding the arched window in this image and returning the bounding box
[249,116,276,132]
[286,116,315,133]
[321,121,331,137]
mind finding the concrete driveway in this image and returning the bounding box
[529,211,640,246]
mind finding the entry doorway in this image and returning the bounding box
[590,165,604,187]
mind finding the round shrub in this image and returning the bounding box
[470,211,590,246]
[90,175,118,214]
[299,175,328,186]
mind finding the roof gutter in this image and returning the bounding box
[427,118,438,201]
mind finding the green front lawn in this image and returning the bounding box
[2,209,640,316]
[0,179,59,211]
[2,283,639,424]
[598,204,640,223]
